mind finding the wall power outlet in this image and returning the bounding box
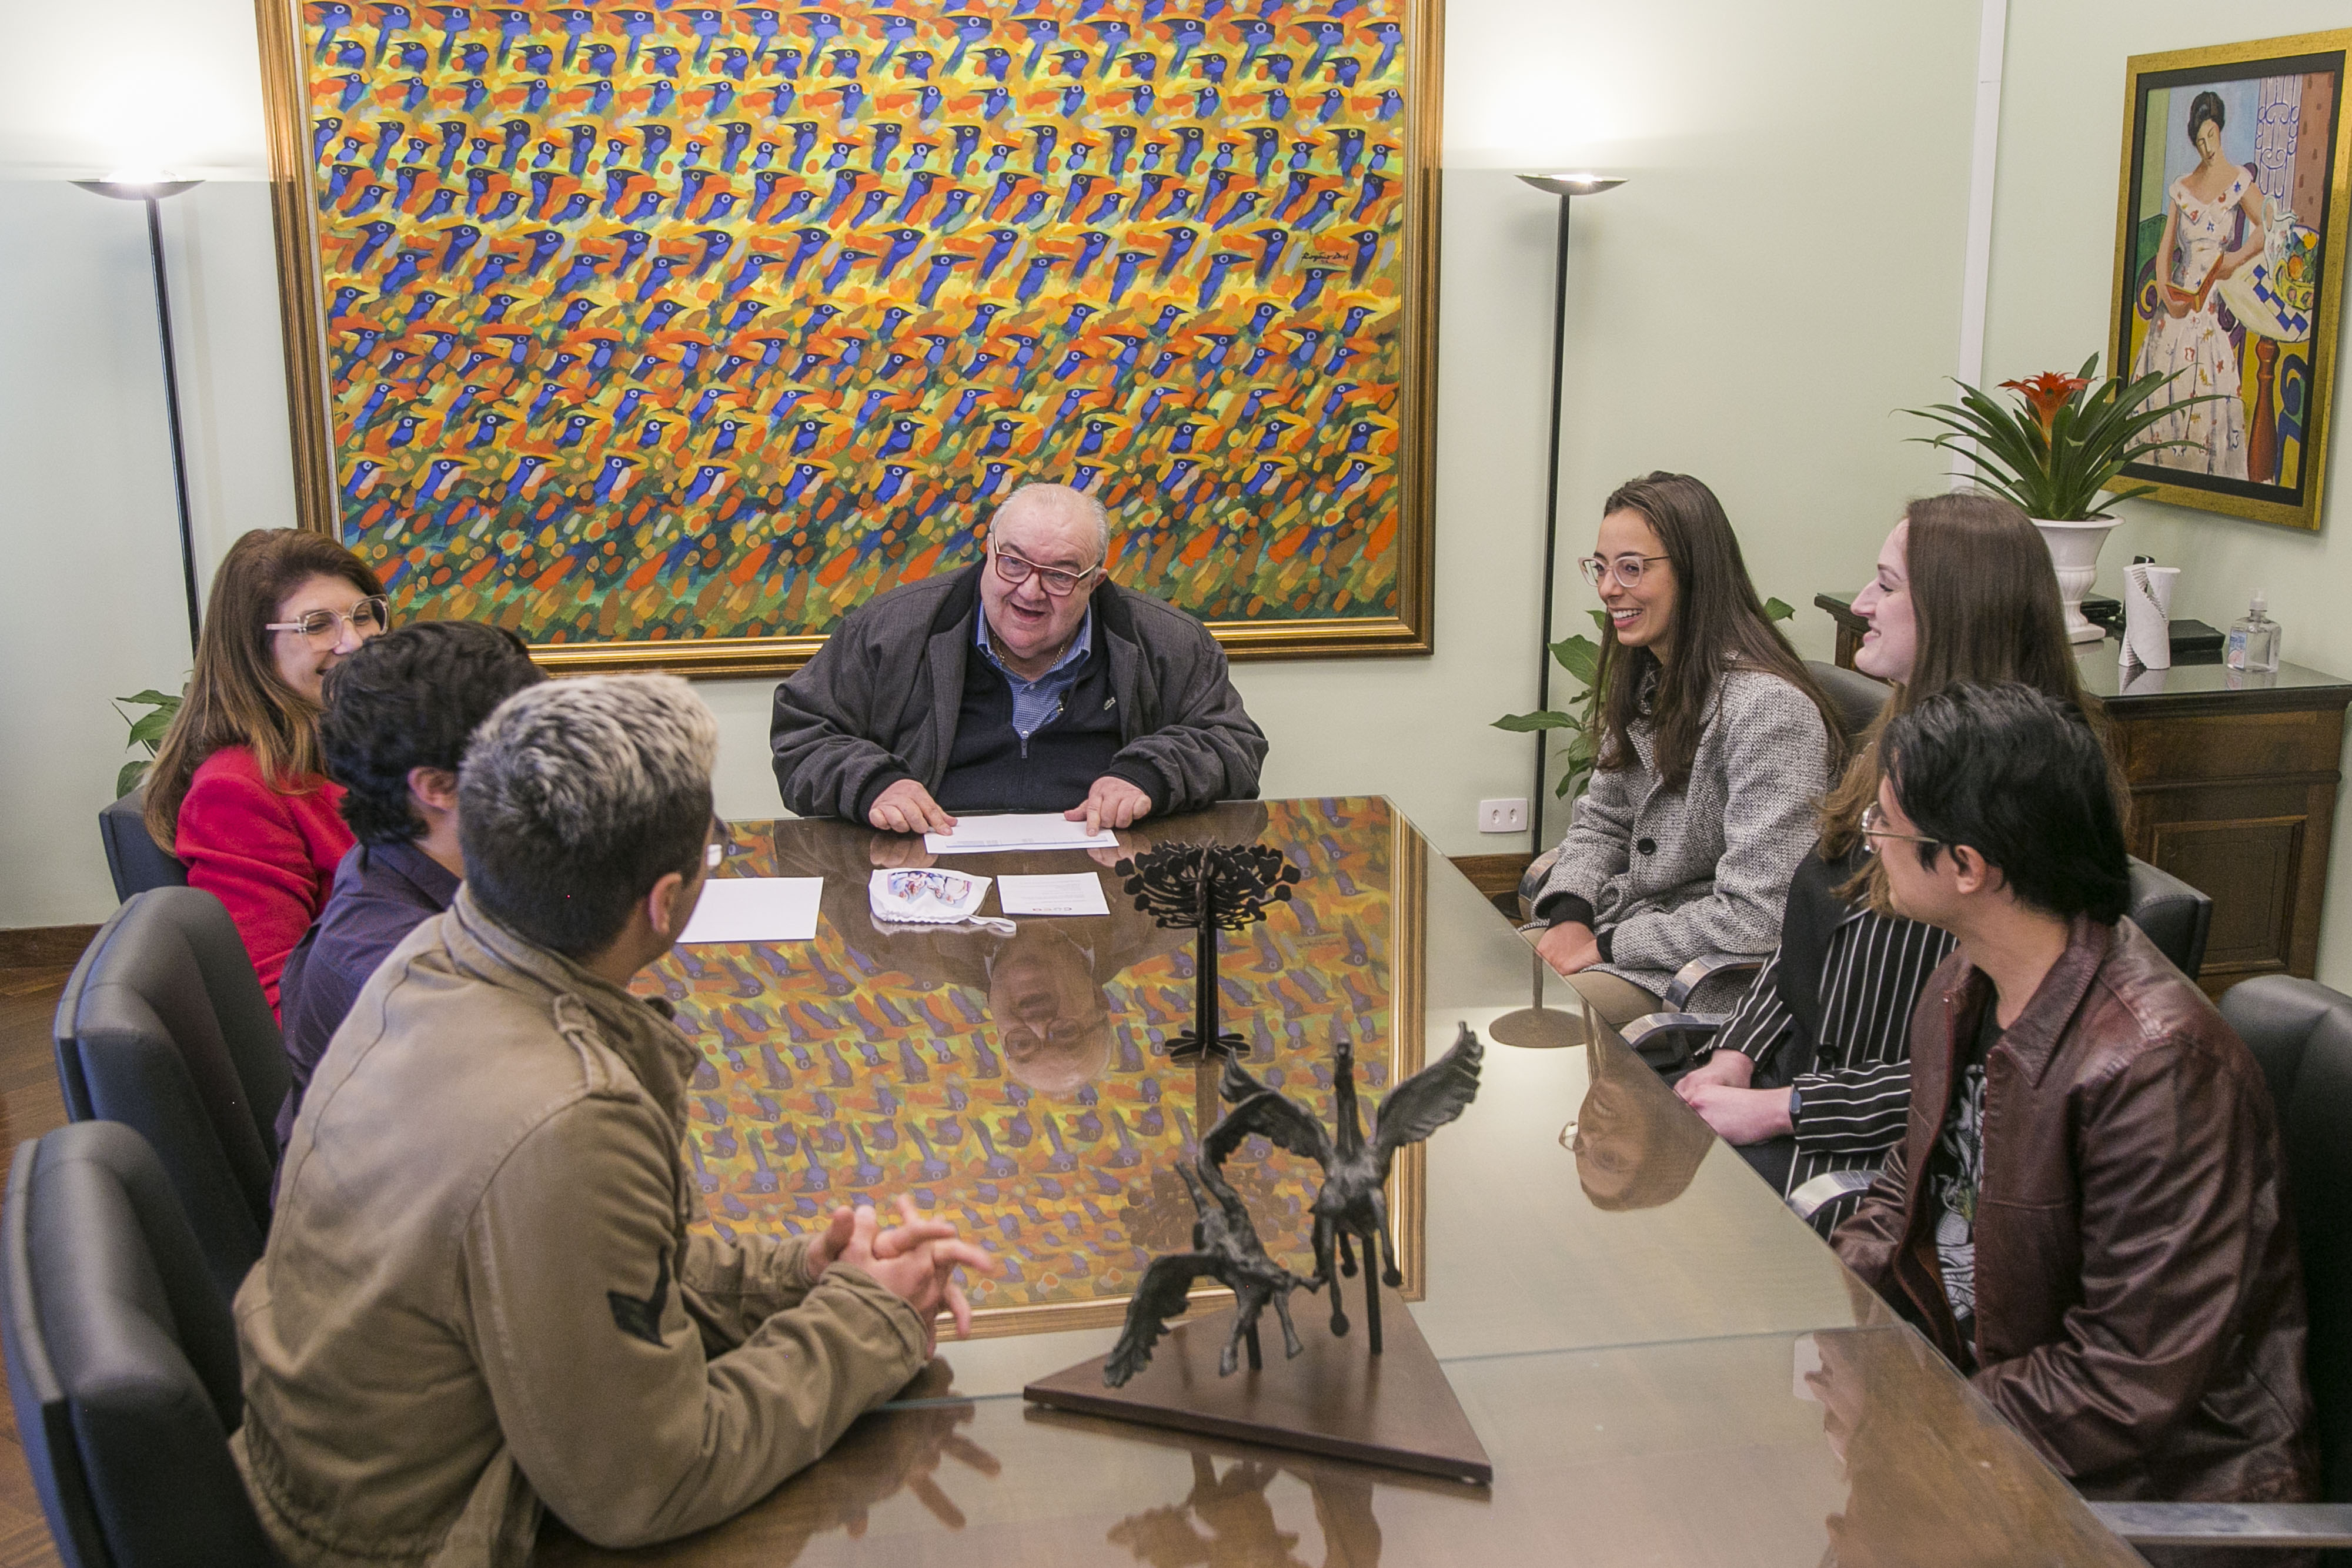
[1477,798,1528,834]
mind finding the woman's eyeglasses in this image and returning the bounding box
[266,597,390,646]
[1858,803,1940,854]
[1578,554,1671,590]
[991,545,1100,599]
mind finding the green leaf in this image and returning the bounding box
[116,759,150,798]
[1548,633,1601,685]
[1763,596,1794,623]
[126,710,175,747]
[1493,710,1582,733]
[116,690,181,710]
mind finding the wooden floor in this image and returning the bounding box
[0,966,69,1568]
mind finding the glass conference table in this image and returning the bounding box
[543,798,2139,1566]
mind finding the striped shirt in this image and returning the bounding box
[1713,904,1957,1234]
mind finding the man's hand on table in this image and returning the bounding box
[1066,776,1152,835]
[821,1196,998,1358]
[870,779,956,837]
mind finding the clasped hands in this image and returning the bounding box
[1673,1047,1796,1146]
[866,775,1155,843]
[804,1195,999,1358]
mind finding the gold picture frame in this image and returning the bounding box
[253,0,1443,676]
[2107,28,2352,531]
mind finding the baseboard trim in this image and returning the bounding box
[0,925,100,969]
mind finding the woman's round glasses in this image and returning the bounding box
[267,596,390,646]
[1858,803,1940,855]
[1578,554,1670,590]
[991,545,1099,599]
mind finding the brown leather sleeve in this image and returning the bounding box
[1970,1035,2263,1479]
[1829,1115,1913,1296]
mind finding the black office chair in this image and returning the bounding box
[98,783,188,902]
[52,888,288,1305]
[2087,975,2352,1553]
[1618,857,2214,1073]
[1,1121,282,1566]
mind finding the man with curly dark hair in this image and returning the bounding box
[273,620,542,1151]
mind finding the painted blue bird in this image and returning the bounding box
[1154,226,1201,282]
[377,249,429,296]
[1007,187,1049,226]
[710,418,747,455]
[553,412,594,450]
[683,463,730,503]
[1014,255,1055,306]
[342,459,383,499]
[384,414,423,449]
[1003,332,1040,372]
[525,382,562,424]
[1173,126,1207,176]
[550,252,602,296]
[686,229,732,280]
[815,168,862,223]
[783,462,825,504]
[880,416,920,457]
[916,253,966,308]
[634,255,683,302]
[348,220,399,272]
[1352,173,1391,223]
[775,226,831,286]
[589,454,640,505]
[402,290,446,328]
[965,300,1005,339]
[636,417,670,449]
[818,248,872,294]
[639,299,686,337]
[352,380,393,427]
[1211,191,1264,233]
[851,188,890,226]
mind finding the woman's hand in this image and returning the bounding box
[1535,921,1602,977]
[1679,1084,1795,1146]
[1675,1049,1755,1095]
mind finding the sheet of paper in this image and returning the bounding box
[924,813,1119,854]
[997,873,1112,917]
[678,877,823,943]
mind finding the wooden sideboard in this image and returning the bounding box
[1816,592,2352,997]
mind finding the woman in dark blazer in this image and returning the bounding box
[1673,491,2100,1232]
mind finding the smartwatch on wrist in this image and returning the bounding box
[1787,1085,1803,1122]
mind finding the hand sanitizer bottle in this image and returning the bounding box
[2226,593,2281,673]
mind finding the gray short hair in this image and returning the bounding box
[997,483,1111,563]
[459,674,720,958]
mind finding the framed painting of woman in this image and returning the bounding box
[2108,29,2352,532]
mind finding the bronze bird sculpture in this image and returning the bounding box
[1208,1023,1484,1354]
[1104,1161,1321,1387]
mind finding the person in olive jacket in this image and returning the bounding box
[238,675,994,1567]
[1835,684,2316,1520]
[770,484,1266,837]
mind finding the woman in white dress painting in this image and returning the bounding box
[2134,89,2266,479]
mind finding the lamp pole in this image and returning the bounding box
[76,176,206,656]
[1515,173,1625,857]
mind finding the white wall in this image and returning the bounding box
[1980,1,2352,986]
[0,0,1980,928]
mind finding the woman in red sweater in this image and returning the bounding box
[145,529,387,1014]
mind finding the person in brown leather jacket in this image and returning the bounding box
[1833,684,2317,1536]
[238,675,995,1567]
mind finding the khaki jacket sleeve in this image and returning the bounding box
[462,1094,930,1550]
[1970,1041,2265,1480]
[677,1228,822,1350]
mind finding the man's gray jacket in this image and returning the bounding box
[770,562,1267,821]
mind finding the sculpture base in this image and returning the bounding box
[1023,1280,1492,1485]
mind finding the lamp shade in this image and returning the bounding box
[1516,173,1626,198]
[73,177,202,201]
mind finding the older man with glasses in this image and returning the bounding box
[771,483,1265,834]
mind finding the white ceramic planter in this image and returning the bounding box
[2033,519,2122,644]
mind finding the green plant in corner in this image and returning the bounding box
[1495,599,1795,803]
[1899,355,2217,519]
[113,687,183,798]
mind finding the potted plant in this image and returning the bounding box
[113,687,182,797]
[1900,356,2213,643]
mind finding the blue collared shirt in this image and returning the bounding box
[975,601,1093,741]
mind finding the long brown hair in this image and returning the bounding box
[1591,473,1845,791]
[145,529,386,849]
[1818,491,2093,859]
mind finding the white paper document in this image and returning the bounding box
[923,813,1118,854]
[678,877,823,943]
[997,873,1112,917]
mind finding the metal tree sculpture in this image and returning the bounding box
[1207,1023,1484,1355]
[1115,842,1301,1062]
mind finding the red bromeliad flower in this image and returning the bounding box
[2000,371,2092,431]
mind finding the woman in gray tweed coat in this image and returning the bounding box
[1532,472,1845,1029]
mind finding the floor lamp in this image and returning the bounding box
[1489,173,1624,1053]
[1516,173,1624,857]
[74,175,206,655]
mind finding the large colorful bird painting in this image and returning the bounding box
[297,0,1419,650]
